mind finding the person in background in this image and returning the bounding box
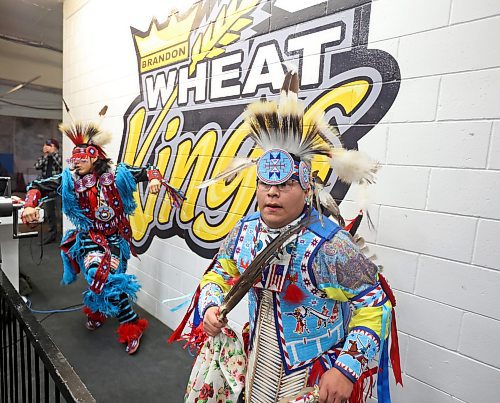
[34,138,62,244]
[0,163,9,195]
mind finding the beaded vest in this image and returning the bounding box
[233,210,346,372]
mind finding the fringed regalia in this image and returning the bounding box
[25,117,184,354]
[195,210,399,403]
[59,163,142,314]
[171,67,401,402]
[27,163,157,315]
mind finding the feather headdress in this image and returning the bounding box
[198,66,379,221]
[60,105,112,160]
[243,72,333,164]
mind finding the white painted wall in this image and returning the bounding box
[63,0,500,401]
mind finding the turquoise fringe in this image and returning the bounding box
[83,272,141,317]
[60,169,92,232]
[59,165,140,316]
[115,163,138,215]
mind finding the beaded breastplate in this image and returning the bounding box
[74,172,132,239]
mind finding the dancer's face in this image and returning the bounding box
[256,179,307,229]
[73,157,96,176]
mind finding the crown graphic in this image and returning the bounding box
[133,8,197,72]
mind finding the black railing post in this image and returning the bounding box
[27,335,32,402]
[19,322,26,402]
[35,351,40,402]
[0,270,95,402]
[44,366,50,402]
[0,297,5,403]
[8,309,14,403]
[13,318,19,400]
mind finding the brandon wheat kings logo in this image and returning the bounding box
[119,0,400,258]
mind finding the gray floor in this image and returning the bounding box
[19,236,194,403]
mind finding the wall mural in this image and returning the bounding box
[119,0,400,258]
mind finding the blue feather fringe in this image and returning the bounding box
[115,163,137,215]
[59,165,140,316]
[60,169,92,232]
[115,236,131,267]
[83,273,141,317]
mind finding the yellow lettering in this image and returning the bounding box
[134,88,178,167]
[193,125,261,241]
[125,78,372,247]
[125,106,159,238]
[140,42,189,73]
[125,89,178,238]
[123,107,146,165]
[304,79,371,181]
[163,131,218,225]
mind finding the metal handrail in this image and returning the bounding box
[0,270,95,402]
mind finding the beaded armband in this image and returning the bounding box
[24,189,41,208]
[147,169,163,181]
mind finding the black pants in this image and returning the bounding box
[43,196,60,239]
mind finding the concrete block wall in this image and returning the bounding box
[360,0,500,401]
[63,0,500,401]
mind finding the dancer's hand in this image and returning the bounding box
[203,306,227,337]
[148,179,161,194]
[318,367,353,403]
[22,207,39,224]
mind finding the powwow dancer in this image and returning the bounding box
[171,68,401,402]
[22,120,183,355]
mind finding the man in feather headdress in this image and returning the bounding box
[22,120,183,355]
[175,68,401,402]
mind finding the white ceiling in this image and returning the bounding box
[0,0,63,51]
[0,0,63,118]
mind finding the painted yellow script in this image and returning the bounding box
[123,78,371,246]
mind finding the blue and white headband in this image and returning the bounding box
[257,149,310,190]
